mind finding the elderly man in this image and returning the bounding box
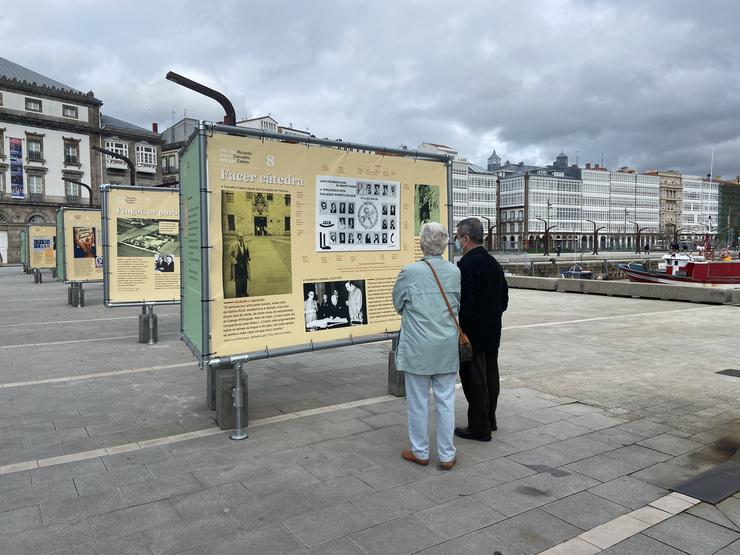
[393,222,460,470]
[454,218,508,441]
[229,232,251,297]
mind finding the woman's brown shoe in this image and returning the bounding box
[401,449,429,466]
[438,459,456,471]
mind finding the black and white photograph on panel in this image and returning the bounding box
[221,190,292,299]
[116,218,179,257]
[302,279,368,332]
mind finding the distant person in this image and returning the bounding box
[393,222,460,470]
[454,218,509,441]
[228,232,251,297]
[556,244,562,257]
[644,242,650,255]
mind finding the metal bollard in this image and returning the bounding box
[147,304,156,345]
[73,283,84,308]
[387,334,406,397]
[230,361,248,440]
[138,304,158,344]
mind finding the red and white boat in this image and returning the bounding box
[619,253,740,285]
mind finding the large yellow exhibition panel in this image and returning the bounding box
[27,225,56,270]
[62,208,103,282]
[184,129,449,360]
[102,186,180,305]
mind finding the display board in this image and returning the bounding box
[101,185,180,306]
[19,229,27,268]
[27,225,56,270]
[55,210,65,281]
[180,125,450,362]
[57,207,103,283]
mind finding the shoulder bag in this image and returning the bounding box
[423,260,474,362]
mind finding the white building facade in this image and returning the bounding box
[682,175,719,239]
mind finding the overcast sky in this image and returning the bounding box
[2,0,739,177]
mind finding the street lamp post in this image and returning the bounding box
[629,221,645,254]
[623,208,628,251]
[65,179,94,207]
[475,215,496,251]
[92,145,136,187]
[535,217,556,256]
[585,219,606,255]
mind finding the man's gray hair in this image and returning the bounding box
[457,217,484,244]
[419,222,449,256]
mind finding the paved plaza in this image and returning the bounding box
[1,266,740,554]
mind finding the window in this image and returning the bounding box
[25,98,42,112]
[0,92,3,106]
[64,141,79,165]
[65,181,80,197]
[161,154,177,174]
[501,211,507,221]
[28,214,45,223]
[225,192,234,203]
[285,216,291,232]
[227,214,235,231]
[285,195,291,206]
[135,144,156,168]
[0,171,5,193]
[105,140,128,166]
[62,105,78,119]
[28,174,43,194]
[27,138,43,161]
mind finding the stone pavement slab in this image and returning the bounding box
[541,491,629,530]
[487,508,582,554]
[643,512,740,554]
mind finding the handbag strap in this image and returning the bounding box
[422,260,463,335]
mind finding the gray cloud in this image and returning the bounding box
[3,0,739,177]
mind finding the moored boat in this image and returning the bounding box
[619,252,740,285]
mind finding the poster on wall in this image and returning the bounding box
[101,185,180,305]
[27,225,56,269]
[180,129,449,361]
[9,138,24,199]
[61,208,103,283]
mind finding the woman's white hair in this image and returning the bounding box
[419,222,449,256]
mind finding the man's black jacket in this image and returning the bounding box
[457,246,509,352]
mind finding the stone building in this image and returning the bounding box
[682,175,718,241]
[0,57,164,263]
[0,56,101,263]
[645,169,682,244]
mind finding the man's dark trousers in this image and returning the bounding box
[460,351,499,436]
[457,245,508,437]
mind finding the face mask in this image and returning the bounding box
[454,238,463,253]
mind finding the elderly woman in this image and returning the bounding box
[392,222,461,470]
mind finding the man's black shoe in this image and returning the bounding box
[454,426,491,442]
